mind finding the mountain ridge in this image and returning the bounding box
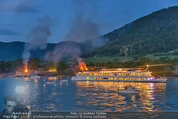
[0,6,178,60]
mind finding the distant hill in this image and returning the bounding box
[0,41,90,61]
[0,42,56,60]
[0,42,24,60]
[91,6,178,57]
[0,41,88,61]
[1,6,178,61]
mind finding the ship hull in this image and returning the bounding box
[71,77,167,83]
[118,90,140,94]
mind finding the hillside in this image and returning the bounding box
[0,41,86,61]
[0,42,24,60]
[0,6,178,61]
[91,6,178,57]
[0,42,56,60]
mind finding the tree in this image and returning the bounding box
[30,58,40,70]
[137,57,152,66]
[57,60,68,75]
[0,60,4,73]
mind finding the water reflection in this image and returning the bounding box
[75,81,166,111]
[1,78,177,112]
[48,77,58,80]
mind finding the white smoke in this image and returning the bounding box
[45,1,108,62]
[23,16,51,63]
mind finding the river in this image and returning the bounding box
[0,77,178,112]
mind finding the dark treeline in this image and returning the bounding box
[0,58,77,76]
[1,57,178,77]
[0,59,24,73]
[87,57,178,76]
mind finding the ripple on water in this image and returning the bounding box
[0,78,178,112]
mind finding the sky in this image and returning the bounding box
[0,0,177,43]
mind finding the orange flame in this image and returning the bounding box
[78,58,88,71]
[24,62,28,73]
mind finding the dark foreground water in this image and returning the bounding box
[0,77,178,112]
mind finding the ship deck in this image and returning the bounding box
[71,78,167,83]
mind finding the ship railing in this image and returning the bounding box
[151,72,165,79]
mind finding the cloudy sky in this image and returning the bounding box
[0,0,177,43]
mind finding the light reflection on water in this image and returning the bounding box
[75,81,166,111]
[0,77,177,112]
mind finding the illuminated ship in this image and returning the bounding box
[71,68,167,83]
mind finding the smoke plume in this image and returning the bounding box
[23,16,51,63]
[64,14,100,42]
[45,41,81,62]
[45,0,108,62]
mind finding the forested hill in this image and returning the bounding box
[1,6,178,60]
[0,42,56,60]
[92,6,178,57]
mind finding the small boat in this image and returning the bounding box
[30,75,40,79]
[118,86,140,94]
[45,81,56,84]
[60,78,68,82]
[27,79,33,82]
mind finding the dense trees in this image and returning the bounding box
[0,56,178,76]
[57,60,68,75]
[29,57,40,70]
[92,6,178,57]
[0,59,23,73]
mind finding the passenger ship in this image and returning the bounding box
[71,68,167,83]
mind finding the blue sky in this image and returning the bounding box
[0,0,177,43]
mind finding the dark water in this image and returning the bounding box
[0,77,178,112]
